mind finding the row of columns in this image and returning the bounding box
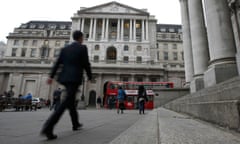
[180,0,238,92]
[74,18,149,41]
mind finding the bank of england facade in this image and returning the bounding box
[0,2,184,106]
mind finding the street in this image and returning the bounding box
[0,108,143,144]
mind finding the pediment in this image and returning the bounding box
[78,1,149,16]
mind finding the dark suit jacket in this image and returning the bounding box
[50,42,92,85]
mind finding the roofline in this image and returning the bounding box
[77,1,149,16]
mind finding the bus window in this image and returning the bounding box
[147,95,154,101]
[127,96,134,102]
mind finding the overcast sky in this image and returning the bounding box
[0,0,181,43]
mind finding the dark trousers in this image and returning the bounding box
[42,83,80,132]
[139,101,145,114]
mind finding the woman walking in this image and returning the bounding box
[137,85,148,114]
[117,86,126,114]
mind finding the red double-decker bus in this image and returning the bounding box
[103,81,174,110]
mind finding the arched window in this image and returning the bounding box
[106,47,117,62]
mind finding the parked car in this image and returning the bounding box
[32,97,42,109]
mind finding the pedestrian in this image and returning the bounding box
[51,88,62,111]
[137,85,148,115]
[41,30,92,140]
[96,96,102,109]
[117,86,126,114]
[46,99,51,108]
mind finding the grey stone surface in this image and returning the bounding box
[0,109,143,144]
[204,63,238,88]
[179,0,194,84]
[158,108,240,144]
[190,77,204,93]
[110,109,158,144]
[165,76,240,130]
[154,88,189,107]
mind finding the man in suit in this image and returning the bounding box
[41,31,92,140]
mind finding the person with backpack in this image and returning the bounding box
[137,85,148,114]
[117,86,126,114]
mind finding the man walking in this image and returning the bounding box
[41,31,92,140]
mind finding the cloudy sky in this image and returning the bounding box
[0,0,181,42]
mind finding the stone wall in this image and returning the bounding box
[164,76,240,131]
[154,88,189,108]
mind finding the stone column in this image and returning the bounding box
[117,19,121,41]
[130,19,133,41]
[93,18,97,40]
[121,19,124,41]
[179,0,194,88]
[105,18,109,40]
[78,19,82,30]
[146,20,149,41]
[101,18,105,41]
[81,18,85,32]
[188,0,209,92]
[133,19,136,41]
[142,19,145,41]
[89,18,93,40]
[204,0,238,87]
[229,0,240,76]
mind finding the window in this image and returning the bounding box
[164,52,168,60]
[160,28,166,32]
[171,64,176,68]
[171,34,175,39]
[172,44,177,49]
[157,51,160,60]
[124,23,129,29]
[44,40,49,45]
[136,23,141,29]
[55,41,60,47]
[60,25,66,29]
[163,43,168,49]
[54,49,61,57]
[124,45,129,51]
[13,40,19,46]
[122,77,129,82]
[162,34,166,39]
[94,55,99,62]
[30,24,36,29]
[150,78,158,82]
[181,51,184,60]
[123,56,129,63]
[95,45,100,51]
[136,56,142,63]
[136,77,143,82]
[30,48,36,57]
[64,41,69,46]
[11,48,17,56]
[32,40,37,46]
[156,43,159,48]
[38,24,45,29]
[111,22,117,27]
[169,28,175,33]
[21,48,27,57]
[173,52,178,60]
[23,40,28,46]
[137,46,142,51]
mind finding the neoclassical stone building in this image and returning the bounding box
[164,0,240,131]
[0,1,184,106]
[179,0,240,92]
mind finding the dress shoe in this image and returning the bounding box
[41,130,57,140]
[72,123,83,131]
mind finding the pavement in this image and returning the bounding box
[1,108,240,144]
[110,108,240,144]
